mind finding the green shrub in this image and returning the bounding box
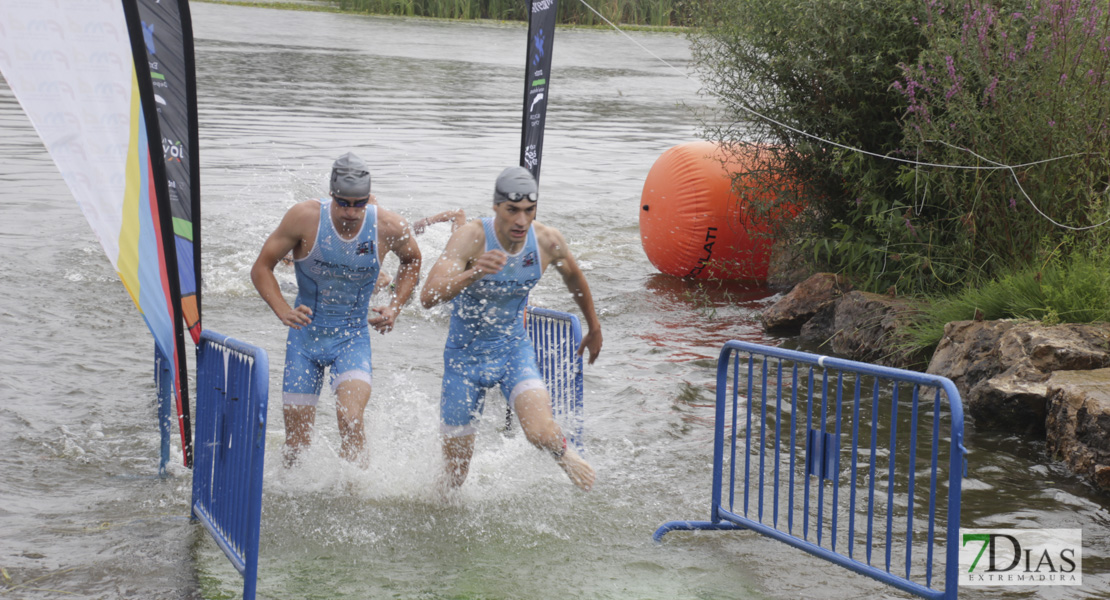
[686,0,932,289]
[690,0,1110,297]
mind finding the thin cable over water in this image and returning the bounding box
[572,0,1110,231]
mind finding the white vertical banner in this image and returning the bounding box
[0,0,134,268]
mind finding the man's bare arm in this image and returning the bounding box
[251,202,316,329]
[369,214,422,333]
[545,226,603,364]
[414,209,467,235]
[420,220,499,309]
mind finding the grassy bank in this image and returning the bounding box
[905,247,1110,353]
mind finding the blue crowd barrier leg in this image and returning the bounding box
[653,520,746,543]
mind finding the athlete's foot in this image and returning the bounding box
[282,444,303,468]
[434,474,464,503]
[340,446,370,470]
[555,447,595,491]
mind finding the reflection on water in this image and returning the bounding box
[1,3,1108,599]
[639,274,781,361]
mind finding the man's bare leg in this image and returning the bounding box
[282,404,316,467]
[336,379,372,467]
[441,433,476,490]
[514,388,595,491]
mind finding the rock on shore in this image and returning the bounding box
[928,320,1110,435]
[1046,369,1110,492]
[761,272,1110,493]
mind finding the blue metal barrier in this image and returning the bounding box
[526,306,585,449]
[655,341,967,600]
[192,330,268,600]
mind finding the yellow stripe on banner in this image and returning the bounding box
[117,68,144,312]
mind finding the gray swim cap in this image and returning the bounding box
[493,166,538,204]
[330,152,371,198]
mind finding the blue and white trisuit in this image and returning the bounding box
[440,218,545,437]
[282,200,380,406]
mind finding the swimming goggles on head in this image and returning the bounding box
[496,190,538,202]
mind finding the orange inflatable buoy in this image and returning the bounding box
[639,141,778,280]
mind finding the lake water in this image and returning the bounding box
[1,3,1107,599]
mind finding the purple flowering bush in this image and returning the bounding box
[892,0,1110,291]
[691,0,1108,295]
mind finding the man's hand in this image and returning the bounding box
[577,328,602,365]
[280,305,313,329]
[472,249,508,277]
[368,305,398,334]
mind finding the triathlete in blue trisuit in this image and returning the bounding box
[421,166,602,491]
[252,152,421,467]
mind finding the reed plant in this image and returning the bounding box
[334,0,689,25]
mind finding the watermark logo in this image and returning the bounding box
[31,49,70,70]
[960,529,1081,586]
[27,19,65,41]
[89,51,124,71]
[82,20,121,41]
